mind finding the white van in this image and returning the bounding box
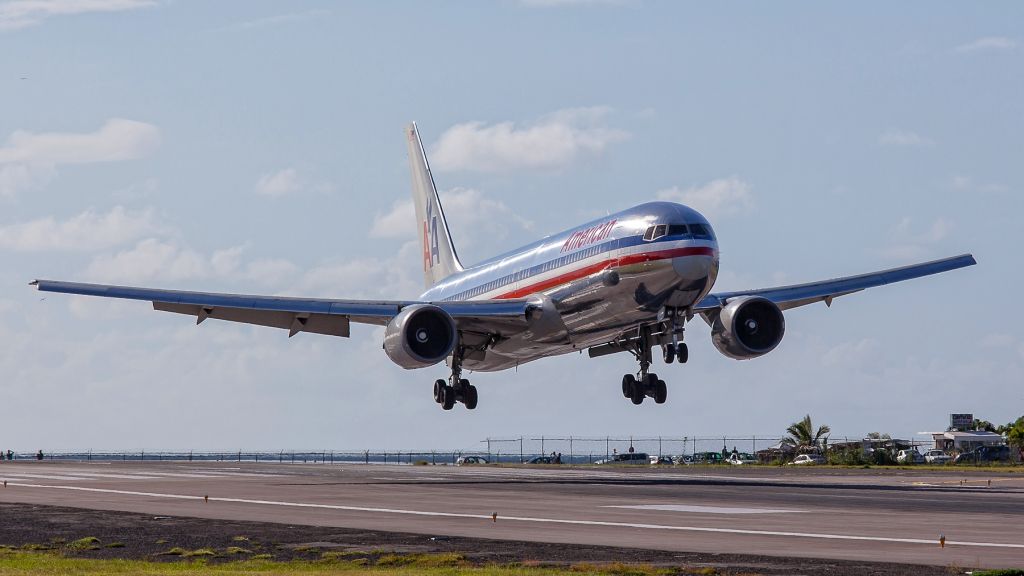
[595,452,649,465]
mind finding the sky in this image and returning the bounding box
[0,1,1021,452]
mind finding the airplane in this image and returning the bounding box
[32,123,976,411]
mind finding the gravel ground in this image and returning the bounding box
[0,503,962,575]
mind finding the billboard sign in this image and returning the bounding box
[950,413,974,431]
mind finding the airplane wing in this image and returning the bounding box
[693,253,976,314]
[30,280,532,338]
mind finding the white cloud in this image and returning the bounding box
[656,176,754,220]
[0,163,54,198]
[520,0,633,6]
[254,167,331,197]
[255,168,301,197]
[0,118,159,164]
[950,175,1008,194]
[430,107,629,172]
[0,0,155,31]
[0,119,160,197]
[82,238,305,288]
[878,129,935,147]
[235,9,330,30]
[369,188,532,264]
[370,199,415,239]
[882,216,953,260]
[0,206,160,251]
[85,238,213,284]
[821,338,880,369]
[954,36,1018,54]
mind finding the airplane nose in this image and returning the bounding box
[671,253,714,283]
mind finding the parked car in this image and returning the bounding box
[953,445,1012,464]
[691,452,725,464]
[727,452,758,465]
[525,456,554,464]
[789,454,826,465]
[595,452,650,465]
[650,456,674,465]
[896,449,924,464]
[455,456,487,465]
[924,450,951,464]
[674,454,693,465]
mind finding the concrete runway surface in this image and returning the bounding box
[1,461,1022,569]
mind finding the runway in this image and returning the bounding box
[2,461,1022,568]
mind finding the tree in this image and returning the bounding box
[971,419,996,432]
[1006,417,1024,451]
[866,432,891,440]
[783,414,831,452]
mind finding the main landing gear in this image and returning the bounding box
[620,307,688,406]
[432,348,478,410]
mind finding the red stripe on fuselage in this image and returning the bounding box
[493,246,716,300]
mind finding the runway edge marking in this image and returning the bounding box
[6,482,1023,550]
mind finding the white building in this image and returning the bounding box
[927,431,1005,452]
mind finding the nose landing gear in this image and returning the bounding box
[620,326,668,405]
[620,307,690,405]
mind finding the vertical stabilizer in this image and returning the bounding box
[405,123,463,288]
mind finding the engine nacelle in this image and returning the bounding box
[383,304,457,369]
[711,296,785,360]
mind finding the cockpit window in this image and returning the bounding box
[667,224,689,236]
[643,224,669,241]
[689,223,714,239]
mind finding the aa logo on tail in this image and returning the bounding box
[423,198,440,272]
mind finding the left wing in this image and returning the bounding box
[694,253,977,314]
[30,280,532,338]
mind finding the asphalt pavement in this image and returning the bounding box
[1,461,1022,568]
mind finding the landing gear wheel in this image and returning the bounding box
[630,377,645,404]
[440,385,456,410]
[663,344,676,364]
[464,384,478,410]
[433,379,446,403]
[645,373,660,391]
[677,343,689,364]
[653,379,667,404]
[622,374,636,398]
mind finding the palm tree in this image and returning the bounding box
[783,414,830,453]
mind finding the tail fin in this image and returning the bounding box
[405,122,463,288]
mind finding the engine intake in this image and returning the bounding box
[383,304,457,369]
[711,296,785,360]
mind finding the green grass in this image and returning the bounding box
[0,550,731,576]
[68,537,102,551]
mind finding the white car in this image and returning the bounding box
[896,449,924,464]
[455,456,487,465]
[789,454,825,465]
[924,449,951,464]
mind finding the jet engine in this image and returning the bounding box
[710,296,785,360]
[383,304,458,369]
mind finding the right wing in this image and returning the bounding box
[694,253,977,313]
[31,280,533,339]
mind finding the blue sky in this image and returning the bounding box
[0,1,1020,451]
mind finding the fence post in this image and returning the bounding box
[520,437,524,464]
[365,450,369,464]
[658,436,662,458]
[569,437,574,465]
[606,436,610,461]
